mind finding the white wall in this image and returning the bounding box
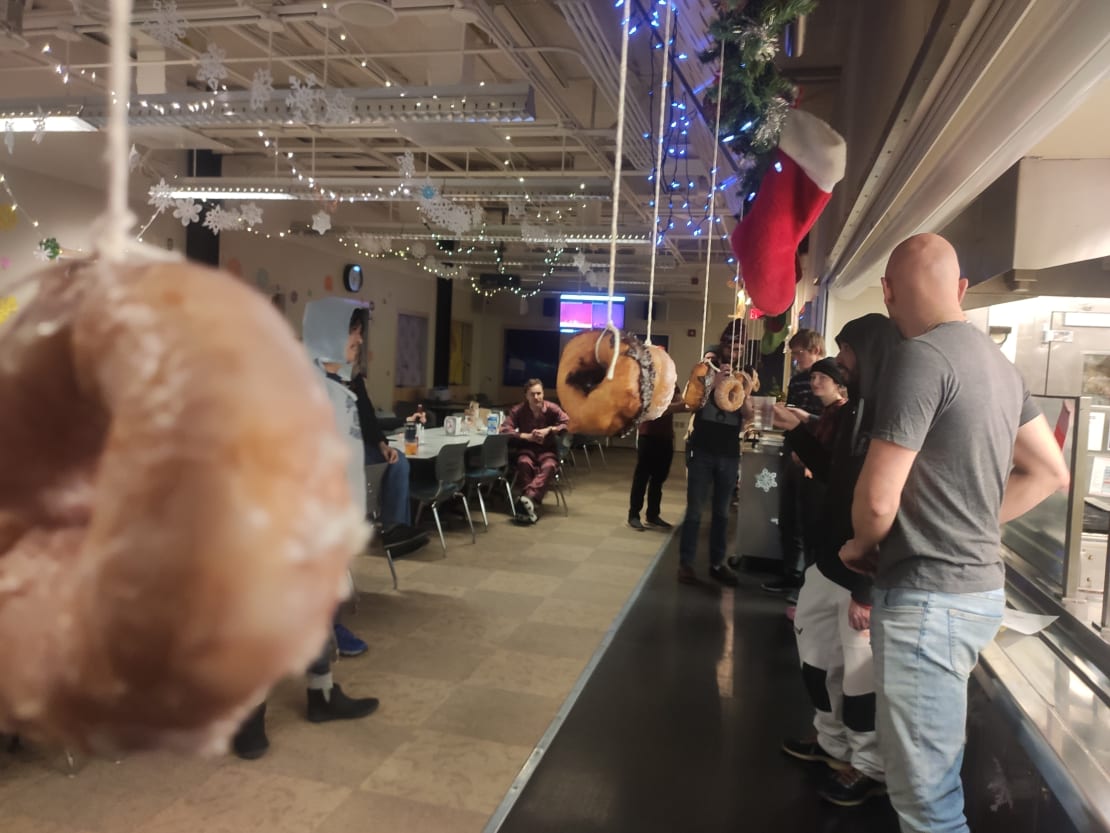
[217,232,439,410]
[824,284,887,341]
[0,164,186,280]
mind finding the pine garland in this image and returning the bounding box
[700,0,818,196]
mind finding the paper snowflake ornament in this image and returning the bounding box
[142,0,186,49]
[32,108,45,145]
[396,151,416,180]
[202,205,239,235]
[148,177,174,213]
[507,200,526,222]
[311,210,332,235]
[249,68,273,111]
[4,121,13,155]
[285,74,326,124]
[197,42,229,92]
[129,144,141,172]
[323,89,354,125]
[419,180,438,200]
[573,251,589,274]
[521,223,565,247]
[173,199,201,227]
[755,468,778,492]
[239,202,263,228]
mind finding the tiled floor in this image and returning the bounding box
[0,448,683,833]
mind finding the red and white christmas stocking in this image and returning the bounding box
[730,109,846,316]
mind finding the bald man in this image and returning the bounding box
[839,234,1069,833]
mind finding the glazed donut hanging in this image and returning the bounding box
[554,1,677,437]
[0,0,367,754]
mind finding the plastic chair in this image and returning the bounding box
[465,433,514,530]
[570,434,607,469]
[364,462,398,590]
[411,442,476,553]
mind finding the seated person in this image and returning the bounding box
[348,347,428,557]
[500,378,569,524]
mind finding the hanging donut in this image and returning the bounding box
[712,369,756,413]
[0,259,366,753]
[556,329,677,436]
[682,360,717,411]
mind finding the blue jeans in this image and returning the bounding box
[366,445,411,528]
[871,586,1004,833]
[678,447,738,567]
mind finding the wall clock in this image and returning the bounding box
[343,263,363,292]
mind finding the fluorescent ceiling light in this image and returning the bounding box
[168,189,294,200]
[3,116,95,132]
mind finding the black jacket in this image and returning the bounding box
[785,314,901,603]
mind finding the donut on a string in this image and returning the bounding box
[0,260,365,753]
[556,327,678,437]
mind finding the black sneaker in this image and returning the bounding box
[708,563,739,587]
[232,703,269,760]
[818,767,887,807]
[628,515,645,531]
[677,564,698,584]
[781,737,850,770]
[645,516,673,529]
[306,684,380,723]
[761,577,801,594]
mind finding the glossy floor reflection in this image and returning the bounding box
[495,532,901,833]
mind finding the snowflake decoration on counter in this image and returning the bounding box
[172,199,201,227]
[286,74,326,124]
[249,68,274,111]
[239,202,263,228]
[755,468,778,493]
[148,177,174,213]
[311,210,332,235]
[197,42,229,92]
[32,108,45,145]
[202,205,239,235]
[142,0,186,49]
[323,89,354,125]
[4,121,13,155]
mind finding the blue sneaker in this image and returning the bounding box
[334,623,368,657]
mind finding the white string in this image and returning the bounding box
[644,2,674,347]
[599,0,632,382]
[102,0,134,262]
[699,41,727,356]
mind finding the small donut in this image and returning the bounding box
[682,360,717,411]
[713,371,748,412]
[0,259,367,754]
[556,329,676,436]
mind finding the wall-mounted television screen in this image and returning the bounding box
[559,293,625,333]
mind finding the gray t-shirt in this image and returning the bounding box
[870,321,1039,593]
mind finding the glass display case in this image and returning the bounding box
[1001,395,1110,643]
